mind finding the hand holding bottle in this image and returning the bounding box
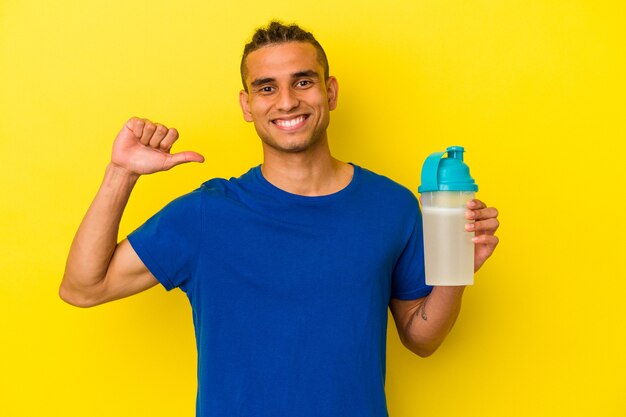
[464,198,500,273]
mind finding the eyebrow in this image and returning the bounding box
[250,77,275,88]
[250,70,320,88]
[293,70,320,79]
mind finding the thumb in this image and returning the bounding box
[163,151,205,170]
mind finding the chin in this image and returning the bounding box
[268,142,313,154]
[261,135,322,155]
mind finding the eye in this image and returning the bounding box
[296,80,312,88]
[255,85,275,95]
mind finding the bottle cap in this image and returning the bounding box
[418,146,478,193]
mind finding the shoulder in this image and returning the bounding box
[197,166,258,202]
[154,172,238,215]
[167,182,209,206]
[355,165,419,208]
[159,166,261,214]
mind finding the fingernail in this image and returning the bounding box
[465,210,475,219]
[465,223,474,231]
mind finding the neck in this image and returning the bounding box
[260,140,353,196]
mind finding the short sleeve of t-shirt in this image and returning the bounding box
[127,189,203,292]
[390,198,432,300]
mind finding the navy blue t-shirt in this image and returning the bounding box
[128,164,431,417]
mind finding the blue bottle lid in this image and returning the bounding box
[418,146,478,193]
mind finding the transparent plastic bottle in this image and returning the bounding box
[418,146,478,286]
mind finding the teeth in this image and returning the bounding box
[275,115,305,127]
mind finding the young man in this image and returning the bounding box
[60,21,499,417]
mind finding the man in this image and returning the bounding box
[60,21,499,417]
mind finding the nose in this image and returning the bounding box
[276,88,299,112]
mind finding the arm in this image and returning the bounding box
[389,199,499,357]
[59,117,204,308]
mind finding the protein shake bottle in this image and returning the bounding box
[418,146,478,286]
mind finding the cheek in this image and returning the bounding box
[250,99,272,116]
[309,90,330,109]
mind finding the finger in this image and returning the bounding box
[472,234,499,247]
[466,217,500,234]
[467,199,486,210]
[149,124,169,148]
[139,120,156,145]
[125,117,145,138]
[466,206,499,221]
[159,128,179,151]
[162,151,205,170]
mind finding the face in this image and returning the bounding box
[239,42,338,155]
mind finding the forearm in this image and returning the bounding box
[403,286,465,357]
[61,163,139,294]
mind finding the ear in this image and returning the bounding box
[326,76,339,111]
[239,90,253,122]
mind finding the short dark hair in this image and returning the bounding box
[240,21,329,91]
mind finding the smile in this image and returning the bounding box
[272,115,308,130]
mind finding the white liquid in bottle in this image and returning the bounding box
[421,191,475,286]
[422,206,474,285]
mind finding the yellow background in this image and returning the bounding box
[1,1,624,416]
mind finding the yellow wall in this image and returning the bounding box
[1,1,624,416]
